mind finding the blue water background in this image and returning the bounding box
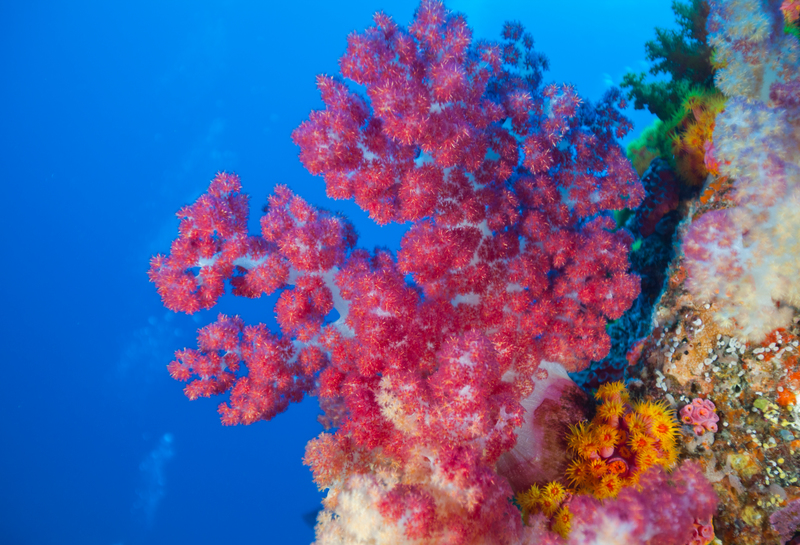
[1,1,673,543]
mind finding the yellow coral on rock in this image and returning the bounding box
[669,90,727,186]
[516,382,681,539]
[564,381,679,499]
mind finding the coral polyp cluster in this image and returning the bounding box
[670,90,727,185]
[564,381,680,499]
[680,397,720,435]
[514,382,714,543]
[625,87,727,189]
[516,481,573,538]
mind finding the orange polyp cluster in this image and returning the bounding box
[516,481,572,538]
[514,384,681,538]
[670,91,727,186]
[564,381,679,500]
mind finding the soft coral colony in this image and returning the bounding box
[148,0,800,544]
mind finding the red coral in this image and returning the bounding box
[148,172,252,313]
[151,2,646,542]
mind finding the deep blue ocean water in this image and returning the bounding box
[1,1,674,543]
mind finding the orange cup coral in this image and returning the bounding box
[563,381,680,499]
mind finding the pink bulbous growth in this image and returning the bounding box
[688,517,715,545]
[680,398,720,435]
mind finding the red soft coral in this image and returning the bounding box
[151,2,646,543]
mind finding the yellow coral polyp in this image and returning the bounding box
[658,440,679,469]
[520,382,681,538]
[595,380,628,402]
[517,483,541,514]
[624,412,649,436]
[560,382,680,503]
[566,421,590,453]
[595,425,620,449]
[595,473,623,499]
[633,399,673,421]
[551,505,572,538]
[540,482,567,516]
[667,90,727,186]
[516,481,568,517]
[596,398,624,420]
[628,431,656,452]
[565,459,591,488]
[543,481,565,495]
[651,412,681,442]
[517,481,574,537]
[635,446,659,471]
[588,459,608,479]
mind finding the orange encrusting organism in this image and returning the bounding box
[698,174,729,205]
[777,354,800,407]
[758,328,796,363]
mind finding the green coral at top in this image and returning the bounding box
[621,0,717,122]
[621,1,726,185]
